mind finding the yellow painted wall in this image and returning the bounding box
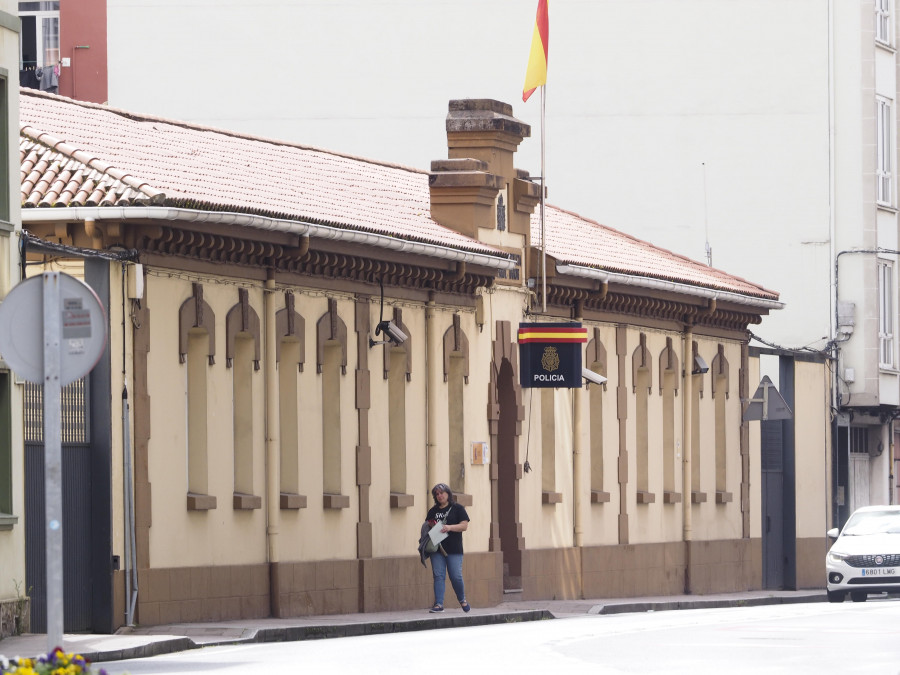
[134,263,828,590]
[794,359,830,539]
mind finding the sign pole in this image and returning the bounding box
[42,272,65,650]
[0,271,108,651]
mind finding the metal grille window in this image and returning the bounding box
[24,379,89,444]
[878,97,893,206]
[880,260,894,368]
[849,427,869,455]
[877,0,893,45]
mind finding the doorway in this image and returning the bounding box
[496,358,522,591]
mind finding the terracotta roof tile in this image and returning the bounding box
[18,89,778,301]
[539,206,778,300]
[19,89,495,256]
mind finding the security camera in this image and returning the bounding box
[582,368,607,386]
[370,320,408,347]
[692,354,709,375]
[382,320,408,345]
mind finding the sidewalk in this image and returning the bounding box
[0,589,825,664]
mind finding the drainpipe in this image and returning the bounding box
[426,295,439,488]
[682,324,694,594]
[264,271,280,615]
[573,300,585,569]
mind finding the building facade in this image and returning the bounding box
[0,0,24,640]
[13,89,830,632]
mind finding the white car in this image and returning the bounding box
[826,505,900,603]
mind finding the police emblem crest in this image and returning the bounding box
[541,346,560,372]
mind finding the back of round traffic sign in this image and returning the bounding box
[0,272,107,386]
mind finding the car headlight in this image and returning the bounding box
[828,550,848,563]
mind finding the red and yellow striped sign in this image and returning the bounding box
[517,325,587,344]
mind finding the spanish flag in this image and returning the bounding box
[522,0,549,102]
[517,325,587,344]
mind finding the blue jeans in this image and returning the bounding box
[430,552,465,606]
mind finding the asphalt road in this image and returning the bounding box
[102,599,900,674]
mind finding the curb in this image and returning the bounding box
[84,610,555,663]
[593,592,827,615]
[69,594,830,664]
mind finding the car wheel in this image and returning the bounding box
[827,590,844,603]
[850,591,867,603]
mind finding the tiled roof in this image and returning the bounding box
[19,89,499,257]
[539,206,778,300]
[19,88,777,302]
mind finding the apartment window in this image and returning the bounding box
[540,388,557,498]
[0,75,7,224]
[880,260,894,368]
[18,2,59,68]
[877,97,893,206]
[877,0,893,46]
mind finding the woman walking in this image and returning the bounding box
[425,483,470,613]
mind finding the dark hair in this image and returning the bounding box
[431,483,454,506]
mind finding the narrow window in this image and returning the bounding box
[714,376,727,495]
[186,331,210,499]
[317,300,348,509]
[322,343,342,496]
[635,368,650,495]
[279,339,301,497]
[388,346,407,495]
[443,315,469,500]
[880,260,894,368]
[232,336,255,499]
[586,334,608,504]
[877,97,893,206]
[541,388,556,498]
[690,345,705,504]
[633,336,653,503]
[712,346,732,504]
[662,370,676,497]
[588,369,606,501]
[448,354,466,494]
[877,0,893,45]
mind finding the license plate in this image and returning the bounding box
[861,568,896,576]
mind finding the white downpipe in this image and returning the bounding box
[21,207,517,271]
[682,327,693,594]
[555,264,784,311]
[264,277,280,574]
[425,298,439,489]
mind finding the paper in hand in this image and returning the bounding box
[428,521,448,546]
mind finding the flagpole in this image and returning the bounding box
[541,84,547,314]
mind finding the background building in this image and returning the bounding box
[0,0,25,639]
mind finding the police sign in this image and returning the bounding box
[518,322,587,388]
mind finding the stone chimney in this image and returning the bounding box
[429,99,541,246]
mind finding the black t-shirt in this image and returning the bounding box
[425,502,470,555]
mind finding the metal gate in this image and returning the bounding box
[24,378,93,632]
[761,419,784,589]
[848,452,870,514]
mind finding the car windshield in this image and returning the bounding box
[842,510,900,536]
